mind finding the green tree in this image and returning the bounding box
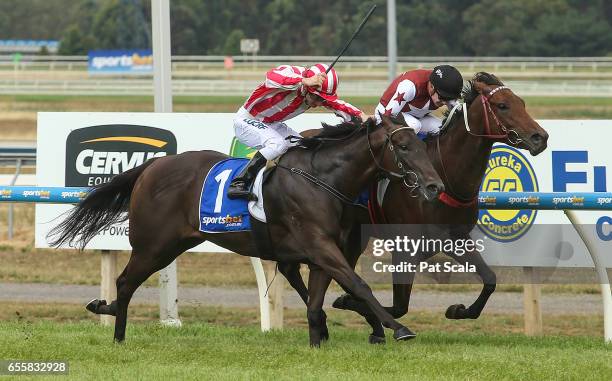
[223,30,246,56]
[461,0,569,56]
[170,3,200,54]
[58,25,96,55]
[92,0,151,49]
[533,8,612,56]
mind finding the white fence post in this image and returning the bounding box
[564,210,612,344]
[152,0,181,327]
[250,258,271,331]
[523,267,543,336]
[100,250,117,326]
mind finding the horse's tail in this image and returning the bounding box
[47,158,158,250]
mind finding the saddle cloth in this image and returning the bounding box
[199,158,253,233]
[199,158,378,231]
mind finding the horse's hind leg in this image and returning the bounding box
[445,249,496,320]
[86,267,127,316]
[113,247,184,343]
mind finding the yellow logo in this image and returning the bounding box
[478,146,539,242]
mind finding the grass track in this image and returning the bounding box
[0,320,610,380]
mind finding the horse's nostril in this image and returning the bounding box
[426,183,444,196]
[531,134,543,145]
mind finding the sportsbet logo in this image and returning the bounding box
[477,146,539,242]
[229,137,256,158]
[65,125,177,187]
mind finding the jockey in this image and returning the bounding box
[227,63,368,200]
[375,65,464,139]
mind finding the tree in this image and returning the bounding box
[461,0,569,56]
[170,3,200,54]
[92,0,151,49]
[223,30,246,56]
[533,8,612,56]
[58,25,96,55]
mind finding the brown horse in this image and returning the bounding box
[328,72,549,343]
[48,114,444,346]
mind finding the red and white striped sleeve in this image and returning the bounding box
[264,65,305,90]
[324,99,363,122]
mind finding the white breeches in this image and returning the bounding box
[400,113,442,136]
[233,108,300,160]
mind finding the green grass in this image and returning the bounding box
[2,302,606,338]
[0,319,609,380]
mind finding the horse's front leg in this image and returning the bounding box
[305,266,332,347]
[277,261,330,342]
[445,241,497,320]
[333,249,417,343]
[308,240,416,342]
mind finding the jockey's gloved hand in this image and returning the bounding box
[302,73,326,89]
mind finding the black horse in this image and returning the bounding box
[49,115,444,346]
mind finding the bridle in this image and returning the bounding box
[366,121,421,197]
[278,120,427,209]
[444,85,522,145]
[437,84,522,204]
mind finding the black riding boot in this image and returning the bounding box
[227,152,267,201]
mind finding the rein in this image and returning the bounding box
[278,121,423,209]
[437,85,520,206]
[275,163,368,210]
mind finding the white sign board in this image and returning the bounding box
[35,112,340,252]
[35,115,612,266]
[240,39,259,54]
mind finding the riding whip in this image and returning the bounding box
[326,4,377,73]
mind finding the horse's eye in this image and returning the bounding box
[399,145,408,150]
[497,103,508,110]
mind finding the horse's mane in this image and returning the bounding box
[426,72,504,141]
[295,115,406,150]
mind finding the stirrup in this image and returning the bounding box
[227,188,258,201]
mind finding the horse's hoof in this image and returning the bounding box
[368,334,386,344]
[320,330,330,342]
[86,299,106,314]
[445,304,467,319]
[332,294,351,310]
[393,326,416,341]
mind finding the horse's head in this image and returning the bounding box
[468,73,548,156]
[377,114,444,200]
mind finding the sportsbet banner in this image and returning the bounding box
[35,114,611,264]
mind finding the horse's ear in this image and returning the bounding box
[379,113,394,131]
[473,81,491,96]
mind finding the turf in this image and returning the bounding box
[0,319,609,380]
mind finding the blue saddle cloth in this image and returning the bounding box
[199,158,371,233]
[199,158,251,233]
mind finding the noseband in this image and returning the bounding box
[445,85,522,145]
[367,123,420,196]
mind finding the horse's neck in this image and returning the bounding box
[434,114,493,201]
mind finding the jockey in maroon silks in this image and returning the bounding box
[375,65,464,139]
